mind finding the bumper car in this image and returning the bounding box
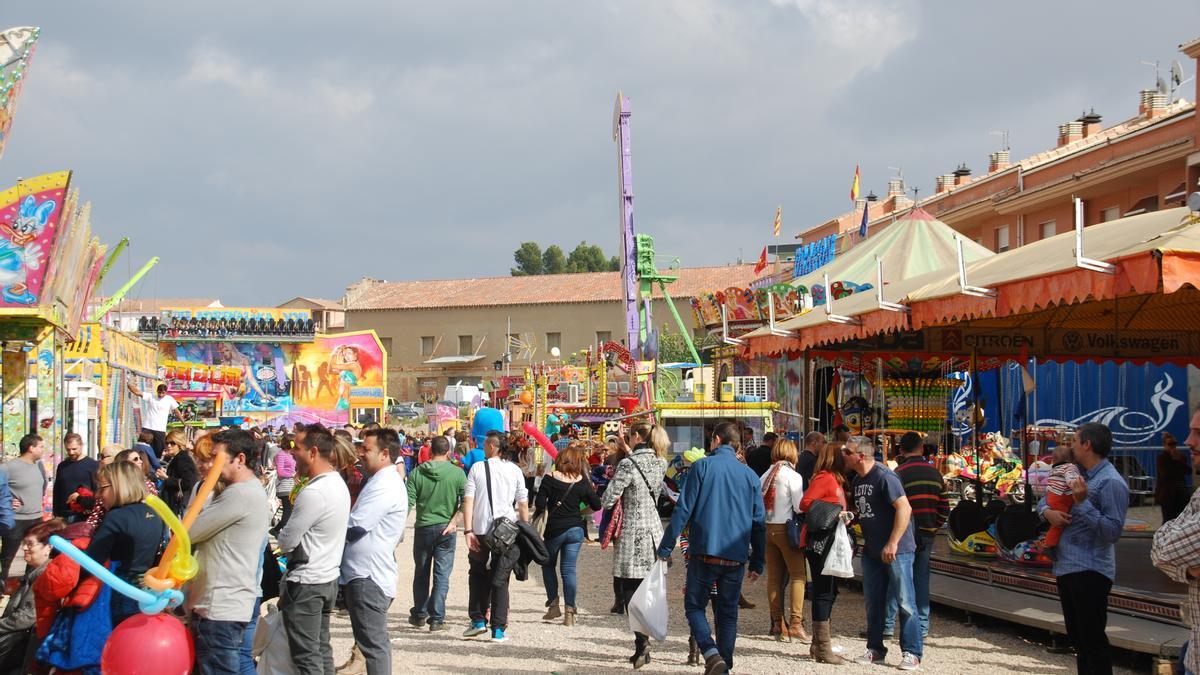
[990,505,1051,567]
[947,500,1003,557]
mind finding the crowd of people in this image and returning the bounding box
[0,397,1189,674]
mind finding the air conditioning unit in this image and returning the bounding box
[728,376,768,400]
[564,384,581,404]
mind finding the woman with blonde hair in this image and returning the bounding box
[85,462,168,626]
[760,438,808,642]
[160,429,198,515]
[536,442,602,626]
[600,420,668,668]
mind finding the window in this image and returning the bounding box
[1039,220,1056,240]
[458,335,473,356]
[1100,207,1120,223]
[379,337,392,356]
[546,332,561,352]
[995,225,1010,252]
[420,336,435,356]
[596,331,611,345]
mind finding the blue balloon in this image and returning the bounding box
[48,535,181,615]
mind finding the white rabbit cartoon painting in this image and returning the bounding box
[0,194,56,305]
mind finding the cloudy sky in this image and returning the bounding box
[4,2,1199,305]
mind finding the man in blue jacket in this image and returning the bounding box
[658,422,765,675]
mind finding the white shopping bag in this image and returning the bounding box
[822,522,855,579]
[254,603,297,675]
[628,559,669,642]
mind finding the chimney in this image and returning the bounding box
[1148,91,1168,118]
[887,177,905,197]
[1139,89,1155,116]
[1057,121,1083,147]
[1078,108,1102,137]
[935,174,954,194]
[988,150,1011,173]
[865,190,878,202]
[953,163,972,187]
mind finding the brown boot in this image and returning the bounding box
[687,636,700,665]
[770,618,789,642]
[811,620,844,665]
[738,593,755,609]
[336,645,367,674]
[543,602,562,621]
[563,606,576,627]
[787,617,811,644]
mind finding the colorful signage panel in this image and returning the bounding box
[793,234,838,278]
[0,171,70,308]
[158,330,386,427]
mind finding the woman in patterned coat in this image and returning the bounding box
[601,420,668,668]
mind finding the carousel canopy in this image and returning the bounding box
[747,207,1200,360]
[791,207,992,292]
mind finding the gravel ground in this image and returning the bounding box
[316,520,1143,674]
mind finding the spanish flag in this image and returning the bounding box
[850,165,860,202]
[773,205,782,237]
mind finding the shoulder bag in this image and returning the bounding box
[483,460,520,555]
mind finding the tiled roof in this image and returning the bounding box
[279,296,344,310]
[346,264,759,311]
[801,99,1196,238]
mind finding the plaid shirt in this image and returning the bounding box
[1152,488,1200,675]
[1037,459,1128,580]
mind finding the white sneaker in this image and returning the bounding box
[898,652,921,670]
[855,649,884,665]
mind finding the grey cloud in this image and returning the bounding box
[1,1,1197,305]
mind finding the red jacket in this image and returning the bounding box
[799,471,847,548]
[32,536,103,638]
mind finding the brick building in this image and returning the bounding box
[796,36,1200,256]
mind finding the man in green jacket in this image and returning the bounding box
[406,435,466,631]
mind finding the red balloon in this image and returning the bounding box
[521,421,558,460]
[102,613,194,675]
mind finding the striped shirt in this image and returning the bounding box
[1152,488,1200,675]
[1037,459,1128,580]
[894,455,949,535]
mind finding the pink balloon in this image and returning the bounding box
[102,613,194,675]
[522,421,558,460]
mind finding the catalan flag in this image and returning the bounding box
[773,205,782,237]
[850,165,860,202]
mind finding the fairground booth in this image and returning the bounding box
[739,202,1200,658]
[134,308,387,429]
[0,171,110,457]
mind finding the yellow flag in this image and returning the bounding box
[773,206,782,237]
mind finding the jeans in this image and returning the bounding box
[344,578,393,675]
[192,613,248,675]
[281,579,338,675]
[884,532,933,637]
[805,548,839,622]
[764,523,806,623]
[862,552,922,660]
[468,541,515,630]
[685,560,745,670]
[1056,570,1113,675]
[0,518,39,580]
[542,527,584,607]
[239,597,261,675]
[410,523,456,624]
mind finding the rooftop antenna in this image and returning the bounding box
[888,166,904,181]
[988,130,1010,151]
[1170,60,1194,101]
[1141,59,1168,96]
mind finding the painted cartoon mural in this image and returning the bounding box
[158,331,386,426]
[0,173,68,307]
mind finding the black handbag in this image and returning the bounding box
[483,461,519,555]
[803,500,843,558]
[786,511,804,549]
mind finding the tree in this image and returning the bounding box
[511,242,543,276]
[608,255,620,271]
[542,245,567,274]
[565,242,609,273]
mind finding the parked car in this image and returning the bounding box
[387,401,422,418]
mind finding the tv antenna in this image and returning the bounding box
[1141,59,1168,96]
[1170,60,1194,101]
[988,130,1010,151]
